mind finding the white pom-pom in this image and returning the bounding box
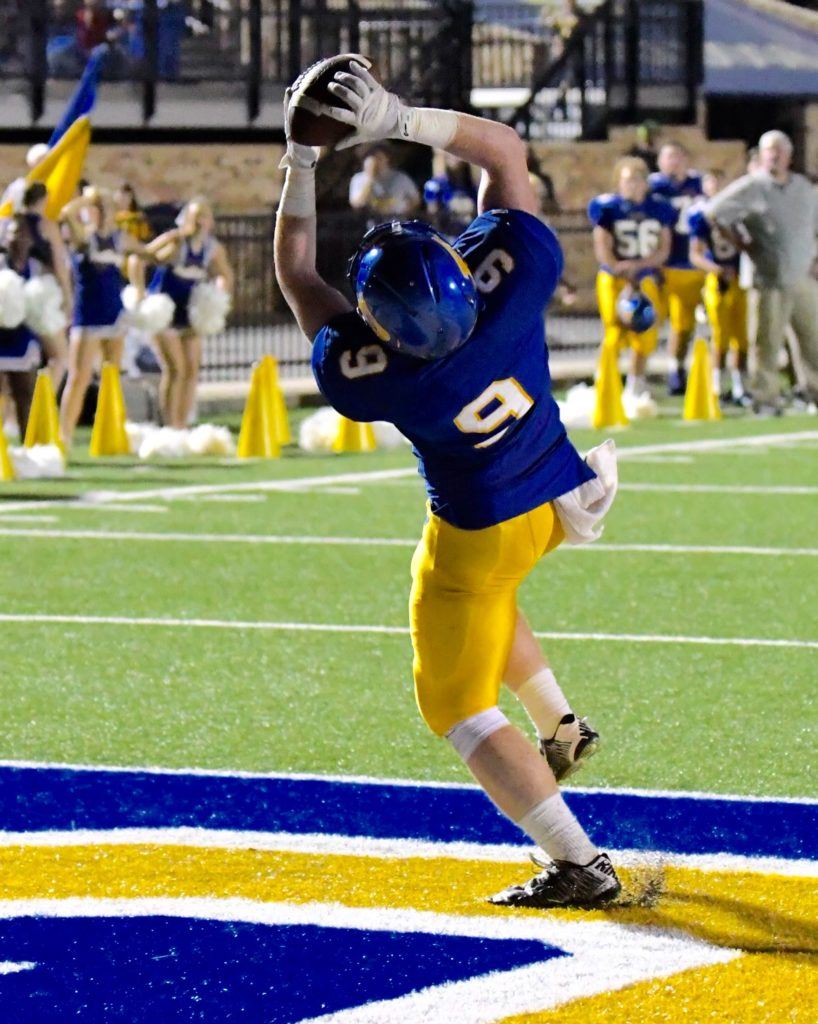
[0,268,27,329]
[122,289,175,333]
[298,406,341,453]
[188,281,231,335]
[9,443,66,478]
[24,274,67,336]
[187,423,235,456]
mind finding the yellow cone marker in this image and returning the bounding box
[332,416,377,453]
[260,354,292,446]
[237,362,280,458]
[0,422,15,481]
[89,363,130,456]
[24,370,61,448]
[592,342,629,429]
[683,338,722,422]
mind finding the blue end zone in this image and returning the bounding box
[0,916,563,1023]
[1,766,816,860]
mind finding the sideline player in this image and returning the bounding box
[274,57,622,908]
[649,142,706,394]
[688,170,749,405]
[588,157,673,396]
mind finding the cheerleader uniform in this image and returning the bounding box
[70,230,126,341]
[0,252,41,373]
[148,236,216,330]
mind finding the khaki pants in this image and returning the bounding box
[752,278,818,404]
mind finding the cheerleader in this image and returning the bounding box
[146,196,233,429]
[0,214,42,437]
[17,182,71,387]
[58,186,144,448]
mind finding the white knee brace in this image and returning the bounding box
[446,707,509,762]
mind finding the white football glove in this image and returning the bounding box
[279,87,320,171]
[325,60,402,151]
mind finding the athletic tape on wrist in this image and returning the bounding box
[396,106,459,150]
[278,165,316,219]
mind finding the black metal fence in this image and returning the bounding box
[0,0,702,135]
[200,207,602,382]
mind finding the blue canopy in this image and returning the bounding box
[705,0,818,96]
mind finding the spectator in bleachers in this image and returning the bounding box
[49,0,115,78]
[706,129,818,414]
[114,183,152,243]
[423,152,477,236]
[624,122,660,174]
[349,144,420,220]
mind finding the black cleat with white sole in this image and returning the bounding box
[539,714,600,782]
[489,853,621,909]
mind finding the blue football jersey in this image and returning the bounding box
[687,205,740,272]
[587,193,676,272]
[312,209,595,530]
[647,172,704,269]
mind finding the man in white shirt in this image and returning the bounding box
[348,143,420,218]
[706,130,818,413]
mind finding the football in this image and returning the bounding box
[288,54,376,148]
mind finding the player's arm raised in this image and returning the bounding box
[274,102,353,341]
[326,61,536,215]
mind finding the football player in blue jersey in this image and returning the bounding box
[588,157,674,397]
[688,169,749,405]
[648,142,706,394]
[274,56,622,909]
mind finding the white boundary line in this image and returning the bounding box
[2,827,814,877]
[0,897,740,1024]
[0,526,815,558]
[1,612,815,650]
[619,483,818,495]
[2,758,814,805]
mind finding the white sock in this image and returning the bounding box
[518,793,598,865]
[624,373,637,394]
[731,368,744,397]
[513,668,572,740]
[669,357,681,373]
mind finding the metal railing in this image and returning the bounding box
[0,0,702,132]
[198,207,603,382]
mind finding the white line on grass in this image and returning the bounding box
[3,758,816,805]
[2,827,814,877]
[620,483,818,495]
[0,612,814,649]
[1,527,816,558]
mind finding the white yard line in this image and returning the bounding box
[614,429,818,458]
[3,758,815,805]
[0,612,814,649]
[620,482,818,495]
[1,527,816,558]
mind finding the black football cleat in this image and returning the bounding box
[489,853,621,909]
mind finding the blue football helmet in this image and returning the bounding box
[616,288,656,333]
[347,220,479,360]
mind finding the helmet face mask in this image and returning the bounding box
[348,220,479,360]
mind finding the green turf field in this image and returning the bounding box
[1,409,816,799]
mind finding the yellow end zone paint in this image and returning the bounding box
[5,844,817,972]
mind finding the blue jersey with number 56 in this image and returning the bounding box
[311,208,595,529]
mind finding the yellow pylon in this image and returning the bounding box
[683,338,722,422]
[237,361,280,458]
[89,363,130,456]
[0,422,15,481]
[24,370,61,448]
[332,416,377,453]
[259,354,292,446]
[592,342,629,429]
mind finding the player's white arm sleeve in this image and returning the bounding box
[706,175,765,228]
